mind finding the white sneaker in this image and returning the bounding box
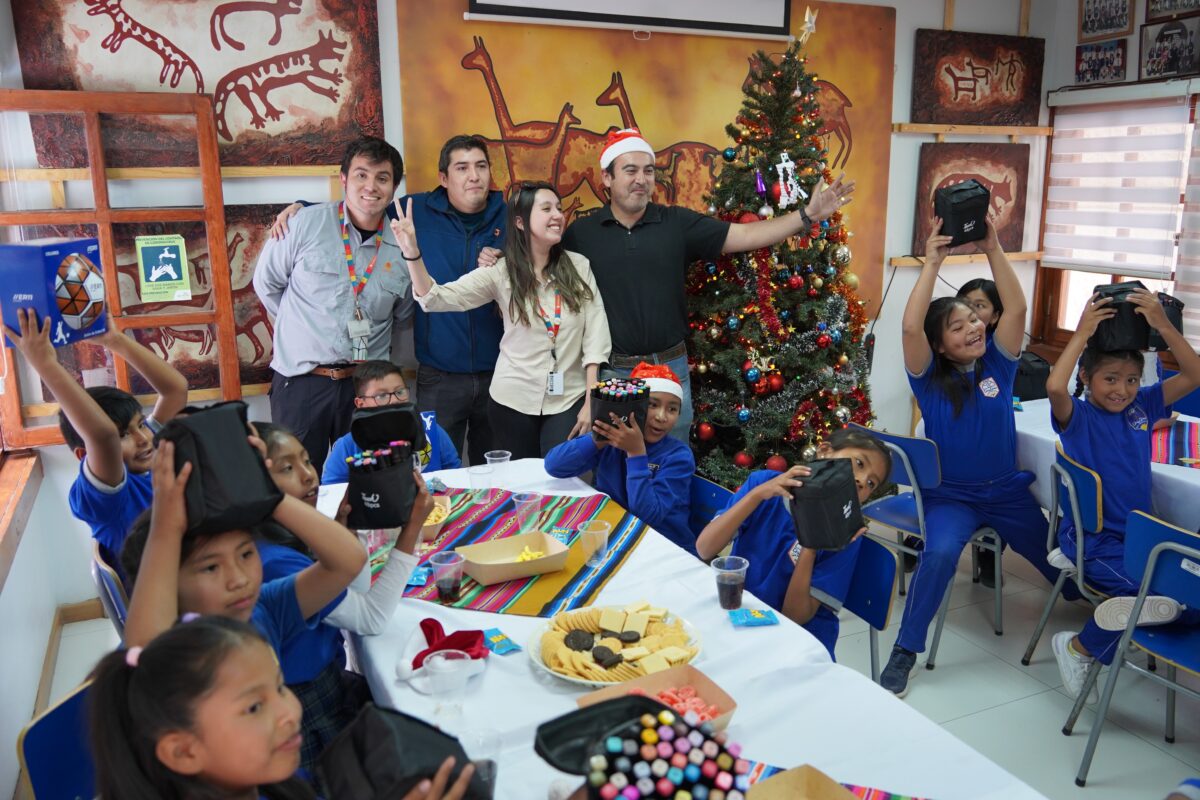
[1047,547,1073,571]
[1052,631,1098,704]
[1094,596,1182,632]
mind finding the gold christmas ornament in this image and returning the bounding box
[842,271,860,290]
[812,277,824,289]
[830,243,852,266]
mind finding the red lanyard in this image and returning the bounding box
[536,289,562,359]
[338,202,383,297]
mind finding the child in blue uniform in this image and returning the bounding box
[120,441,367,774]
[4,309,188,577]
[322,360,460,485]
[694,428,891,660]
[254,422,433,765]
[881,220,1066,697]
[544,362,696,553]
[956,277,1003,336]
[1048,290,1200,700]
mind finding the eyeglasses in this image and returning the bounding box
[359,389,409,405]
[508,180,554,202]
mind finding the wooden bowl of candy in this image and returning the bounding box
[575,664,736,731]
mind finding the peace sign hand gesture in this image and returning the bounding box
[390,198,420,260]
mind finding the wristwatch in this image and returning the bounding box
[800,207,813,228]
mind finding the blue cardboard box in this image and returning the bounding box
[0,237,106,347]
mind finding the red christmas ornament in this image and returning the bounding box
[696,422,716,442]
[817,333,832,349]
[768,372,785,393]
[765,454,788,472]
[733,451,755,468]
[788,275,804,290]
[753,377,769,395]
[742,359,754,373]
[769,181,782,203]
[808,288,819,298]
[798,237,810,249]
[738,211,761,224]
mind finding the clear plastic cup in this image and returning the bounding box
[424,649,472,731]
[512,491,543,529]
[578,519,612,568]
[712,555,749,610]
[484,450,511,464]
[467,464,494,504]
[429,551,466,603]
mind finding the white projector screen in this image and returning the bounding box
[466,1,791,38]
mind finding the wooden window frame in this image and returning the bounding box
[0,89,244,449]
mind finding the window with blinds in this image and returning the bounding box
[1044,96,1191,282]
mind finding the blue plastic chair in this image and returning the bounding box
[688,474,733,538]
[17,682,95,799]
[1021,442,1108,665]
[91,540,127,640]
[851,423,1003,669]
[1062,511,1200,787]
[842,535,900,682]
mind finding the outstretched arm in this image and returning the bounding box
[721,174,855,254]
[273,494,367,620]
[97,320,189,424]
[696,467,809,560]
[902,221,952,376]
[977,222,1026,357]
[1047,295,1113,428]
[1129,289,1200,405]
[5,309,124,484]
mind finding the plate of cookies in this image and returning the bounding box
[528,601,702,687]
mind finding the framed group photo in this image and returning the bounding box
[1146,0,1200,22]
[1079,0,1134,43]
[1140,16,1200,79]
[1075,39,1128,83]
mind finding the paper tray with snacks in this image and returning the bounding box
[453,531,569,585]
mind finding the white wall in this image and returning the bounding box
[0,0,1070,794]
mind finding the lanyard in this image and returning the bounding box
[536,289,562,361]
[338,202,384,301]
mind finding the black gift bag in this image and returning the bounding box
[789,458,864,551]
[1090,281,1150,352]
[153,401,283,537]
[318,704,494,799]
[344,412,416,529]
[934,179,990,247]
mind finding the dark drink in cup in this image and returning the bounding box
[712,555,749,611]
[716,573,744,610]
[436,578,461,604]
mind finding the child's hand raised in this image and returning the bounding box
[399,757,475,800]
[751,465,812,501]
[410,470,434,526]
[3,308,57,368]
[1076,293,1116,337]
[1127,288,1171,332]
[149,441,192,539]
[924,217,954,268]
[593,413,646,457]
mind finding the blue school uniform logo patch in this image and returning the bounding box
[648,462,660,476]
[788,541,803,563]
[1125,404,1149,432]
[978,376,1000,398]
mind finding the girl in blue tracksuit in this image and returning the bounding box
[882,219,1067,697]
[1047,290,1200,700]
[544,362,696,553]
[694,428,892,660]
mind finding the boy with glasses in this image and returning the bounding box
[320,360,460,485]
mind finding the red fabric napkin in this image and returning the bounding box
[411,618,489,669]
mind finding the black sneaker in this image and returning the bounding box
[976,546,1005,589]
[902,536,923,574]
[880,645,919,697]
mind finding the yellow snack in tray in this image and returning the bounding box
[425,504,449,525]
[513,545,545,563]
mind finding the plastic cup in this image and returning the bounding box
[460,728,501,793]
[484,450,511,464]
[512,491,543,529]
[430,551,465,603]
[712,556,749,610]
[424,649,472,731]
[467,464,494,504]
[578,519,612,568]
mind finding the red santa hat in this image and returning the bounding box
[600,128,655,170]
[630,362,683,401]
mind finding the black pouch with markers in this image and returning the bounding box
[788,458,864,551]
[153,401,283,537]
[1090,281,1150,352]
[590,379,650,441]
[344,406,421,529]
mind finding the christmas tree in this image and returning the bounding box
[687,38,874,487]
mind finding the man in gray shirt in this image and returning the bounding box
[253,137,413,473]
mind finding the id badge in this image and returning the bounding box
[347,318,371,339]
[546,371,564,396]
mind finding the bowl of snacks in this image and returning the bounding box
[575,663,736,731]
[453,530,569,585]
[528,601,702,687]
[419,495,451,543]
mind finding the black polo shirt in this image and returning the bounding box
[562,203,729,356]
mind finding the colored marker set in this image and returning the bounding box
[346,440,411,473]
[591,379,650,440]
[587,708,750,800]
[591,378,649,402]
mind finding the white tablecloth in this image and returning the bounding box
[1014,398,1200,532]
[324,460,1045,800]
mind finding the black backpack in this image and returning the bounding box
[1013,351,1051,402]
